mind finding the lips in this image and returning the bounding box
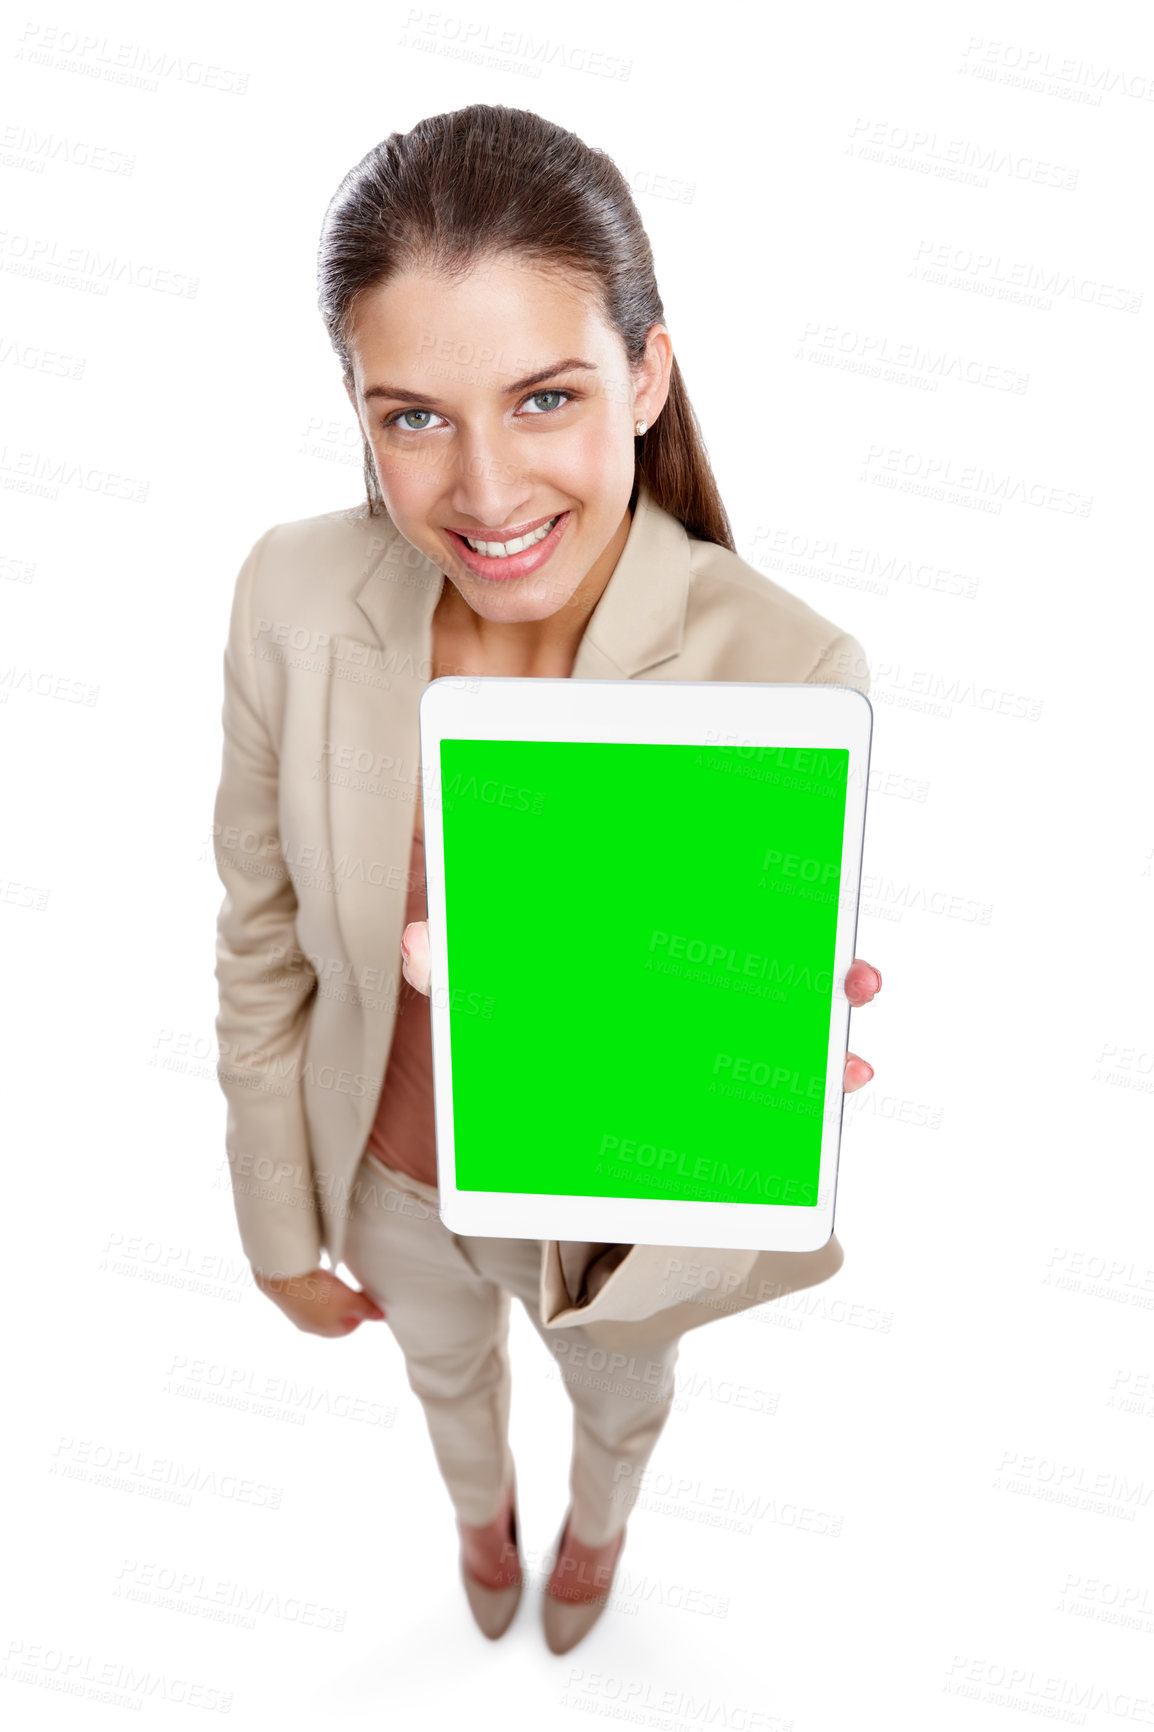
[446,509,571,582]
[446,509,559,547]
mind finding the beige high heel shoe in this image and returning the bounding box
[458,1478,523,1640]
[542,1508,627,1655]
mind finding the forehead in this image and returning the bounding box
[345,256,614,380]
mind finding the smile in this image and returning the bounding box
[461,515,559,557]
[446,510,571,582]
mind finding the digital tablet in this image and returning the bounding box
[418,678,872,1254]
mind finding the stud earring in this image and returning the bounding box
[634,419,647,436]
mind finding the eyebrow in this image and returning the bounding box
[362,356,598,406]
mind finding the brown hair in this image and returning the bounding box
[317,104,735,552]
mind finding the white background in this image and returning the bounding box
[3,2,1152,1727]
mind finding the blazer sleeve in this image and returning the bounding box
[212,529,324,1280]
[805,629,870,698]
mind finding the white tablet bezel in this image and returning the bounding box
[418,678,872,1254]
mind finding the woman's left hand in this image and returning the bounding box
[403,924,882,1094]
[843,958,882,1093]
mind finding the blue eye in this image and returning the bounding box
[387,409,439,431]
[381,388,574,434]
[523,390,568,413]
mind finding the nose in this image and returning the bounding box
[446,425,536,531]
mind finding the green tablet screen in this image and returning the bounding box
[438,739,849,1210]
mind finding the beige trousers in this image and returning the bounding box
[342,1149,683,1546]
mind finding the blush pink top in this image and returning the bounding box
[363,819,439,1189]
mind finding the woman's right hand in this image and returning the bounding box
[252,1266,386,1336]
[401,921,432,996]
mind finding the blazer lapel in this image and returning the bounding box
[318,535,443,1102]
[568,482,690,679]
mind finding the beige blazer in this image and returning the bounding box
[212,480,871,1347]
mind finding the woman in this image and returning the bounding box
[212,103,883,1655]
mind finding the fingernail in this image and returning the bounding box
[870,969,882,993]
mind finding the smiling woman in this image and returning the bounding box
[213,102,883,1654]
[338,258,646,668]
[328,268,661,679]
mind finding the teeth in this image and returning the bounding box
[463,515,559,557]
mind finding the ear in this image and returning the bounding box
[634,324,673,428]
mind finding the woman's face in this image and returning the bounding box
[343,256,671,627]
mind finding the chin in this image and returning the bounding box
[463,576,579,620]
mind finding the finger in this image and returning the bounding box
[325,1272,384,1321]
[845,958,883,1006]
[843,1051,875,1093]
[401,919,432,997]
